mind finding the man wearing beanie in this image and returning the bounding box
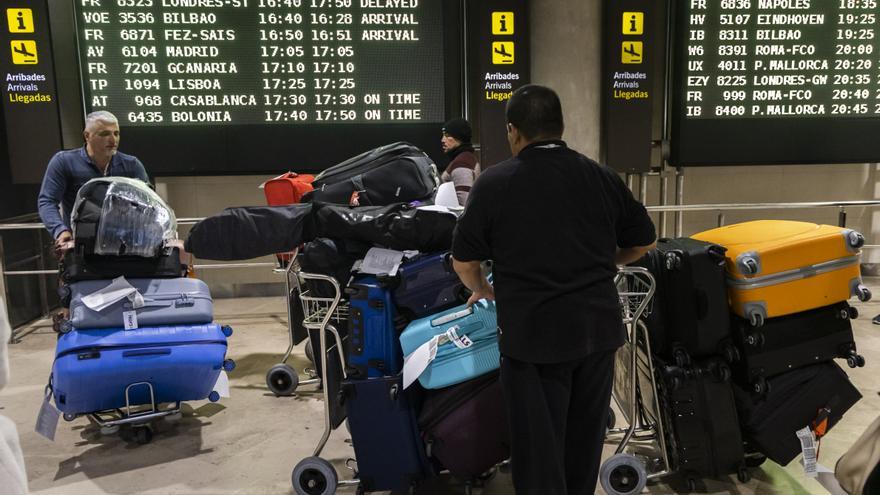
[440,118,480,206]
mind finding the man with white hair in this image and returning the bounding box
[37,110,149,252]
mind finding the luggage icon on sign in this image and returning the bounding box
[10,40,37,64]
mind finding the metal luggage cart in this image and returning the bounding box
[286,270,360,495]
[600,266,672,495]
[266,256,346,396]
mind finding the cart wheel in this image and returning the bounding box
[599,453,647,495]
[673,348,691,368]
[223,359,236,372]
[134,426,153,445]
[305,339,315,364]
[857,285,872,302]
[848,306,859,320]
[163,412,183,422]
[606,408,616,431]
[267,363,299,396]
[737,466,751,483]
[745,453,767,468]
[100,425,120,436]
[292,456,338,495]
[62,412,77,422]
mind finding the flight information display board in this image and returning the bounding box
[74,0,445,126]
[671,0,880,165]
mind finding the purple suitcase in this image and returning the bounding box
[417,371,509,477]
[378,252,465,320]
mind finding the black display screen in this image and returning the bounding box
[671,0,880,165]
[65,0,461,175]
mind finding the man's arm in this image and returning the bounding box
[452,258,494,307]
[37,154,70,240]
[615,241,656,266]
[132,157,150,184]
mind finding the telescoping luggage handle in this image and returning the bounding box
[401,300,490,389]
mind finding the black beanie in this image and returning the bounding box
[442,118,472,143]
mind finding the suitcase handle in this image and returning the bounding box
[122,348,171,358]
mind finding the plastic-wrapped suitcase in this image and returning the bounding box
[731,301,863,394]
[61,247,186,283]
[734,361,861,465]
[51,323,232,414]
[417,371,509,478]
[68,278,213,330]
[378,252,466,321]
[346,276,403,378]
[342,374,433,492]
[653,356,747,480]
[399,299,498,389]
[692,220,871,325]
[634,238,734,362]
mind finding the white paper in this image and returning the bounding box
[123,311,138,330]
[81,277,144,312]
[212,371,230,398]
[416,204,459,215]
[402,335,439,389]
[359,248,405,276]
[35,396,59,441]
[434,182,460,208]
[796,426,818,478]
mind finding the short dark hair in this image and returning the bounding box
[505,85,564,141]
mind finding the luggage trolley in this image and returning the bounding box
[266,257,331,396]
[600,266,671,495]
[289,270,360,495]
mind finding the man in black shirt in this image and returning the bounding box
[452,85,656,494]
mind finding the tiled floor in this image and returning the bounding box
[2,286,879,494]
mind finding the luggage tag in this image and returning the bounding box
[359,248,405,276]
[212,371,230,398]
[796,426,818,478]
[35,386,60,442]
[123,311,138,330]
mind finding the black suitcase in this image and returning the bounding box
[734,362,861,466]
[305,142,438,206]
[731,302,863,394]
[418,371,509,478]
[342,374,433,492]
[61,247,186,283]
[654,356,747,480]
[635,238,734,362]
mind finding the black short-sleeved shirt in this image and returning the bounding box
[452,140,656,364]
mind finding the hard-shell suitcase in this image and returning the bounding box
[417,371,509,478]
[68,277,213,330]
[399,299,498,389]
[263,172,315,205]
[732,301,863,394]
[692,221,871,325]
[654,357,746,479]
[634,238,734,361]
[342,374,433,492]
[734,361,861,465]
[51,323,232,414]
[61,247,186,283]
[378,252,466,321]
[304,142,438,206]
[347,276,403,378]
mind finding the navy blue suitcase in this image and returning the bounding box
[52,323,233,414]
[378,252,465,320]
[346,276,403,378]
[343,374,433,492]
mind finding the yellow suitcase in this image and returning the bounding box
[692,220,871,325]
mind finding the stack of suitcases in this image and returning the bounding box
[49,177,234,444]
[635,220,867,487]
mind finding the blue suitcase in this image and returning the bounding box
[343,374,433,492]
[347,276,402,378]
[378,252,465,320]
[51,323,233,414]
[399,300,498,389]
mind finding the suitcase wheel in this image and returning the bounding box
[62,412,77,422]
[856,285,872,302]
[748,312,765,328]
[266,363,299,397]
[599,453,647,495]
[737,466,751,484]
[847,353,866,368]
[221,325,234,337]
[304,339,315,364]
[847,231,866,250]
[848,306,859,320]
[208,391,221,403]
[752,376,770,395]
[673,348,691,368]
[722,343,741,363]
[606,407,616,431]
[223,359,236,372]
[664,252,682,271]
[745,331,765,349]
[292,456,338,495]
